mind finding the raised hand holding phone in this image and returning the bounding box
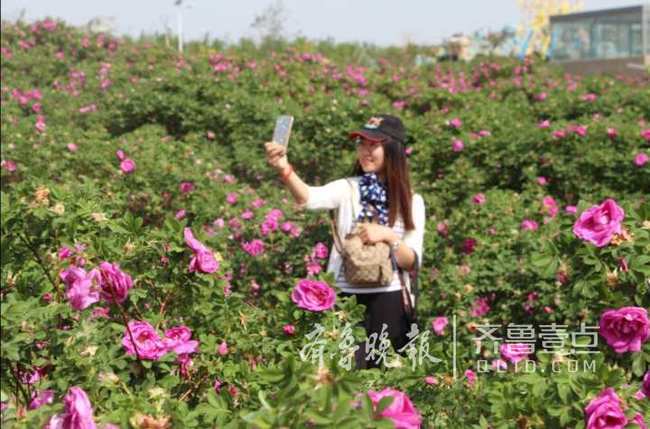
[272,115,293,148]
[264,115,293,172]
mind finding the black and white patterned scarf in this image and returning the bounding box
[357,172,389,225]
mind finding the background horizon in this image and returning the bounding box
[1,0,643,47]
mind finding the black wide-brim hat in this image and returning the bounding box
[349,114,406,144]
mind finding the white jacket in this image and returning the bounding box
[297,175,425,302]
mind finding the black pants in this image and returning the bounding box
[339,290,410,370]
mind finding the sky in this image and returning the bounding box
[0,0,643,46]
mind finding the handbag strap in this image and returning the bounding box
[328,178,358,256]
[328,209,345,256]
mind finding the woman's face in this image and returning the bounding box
[355,137,385,175]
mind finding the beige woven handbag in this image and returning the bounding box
[328,188,395,288]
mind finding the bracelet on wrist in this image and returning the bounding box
[279,164,293,182]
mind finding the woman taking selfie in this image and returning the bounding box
[264,114,426,370]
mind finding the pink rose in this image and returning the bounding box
[312,242,329,260]
[472,193,486,205]
[499,343,531,364]
[634,153,648,167]
[120,158,136,174]
[61,386,97,429]
[1,159,17,172]
[471,297,490,317]
[392,100,406,110]
[78,104,97,114]
[97,262,133,304]
[573,199,625,247]
[552,129,566,139]
[60,266,101,311]
[218,341,229,356]
[465,369,476,387]
[538,120,551,129]
[177,353,193,379]
[184,227,209,253]
[599,306,649,354]
[424,376,438,385]
[565,205,577,215]
[226,192,238,205]
[283,324,295,335]
[462,237,476,254]
[184,227,219,273]
[641,129,650,142]
[631,413,647,429]
[584,387,627,429]
[122,320,168,360]
[67,143,78,152]
[189,250,219,274]
[29,389,54,410]
[520,219,539,231]
[451,138,464,152]
[241,209,254,220]
[643,371,650,397]
[163,326,199,354]
[431,317,448,336]
[291,279,336,312]
[607,127,618,139]
[179,181,194,194]
[260,218,279,236]
[58,246,73,260]
[367,388,422,429]
[35,115,46,133]
[436,222,449,237]
[242,239,265,257]
[537,176,548,185]
[175,209,186,220]
[569,124,588,137]
[581,93,597,102]
[542,196,558,218]
[115,150,125,161]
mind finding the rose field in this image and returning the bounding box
[1,18,650,428]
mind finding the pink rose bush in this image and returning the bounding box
[184,227,219,273]
[367,387,422,429]
[599,307,649,354]
[291,279,336,312]
[123,320,199,360]
[573,199,625,247]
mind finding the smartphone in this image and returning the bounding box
[272,115,294,148]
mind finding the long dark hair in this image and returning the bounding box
[352,137,415,231]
